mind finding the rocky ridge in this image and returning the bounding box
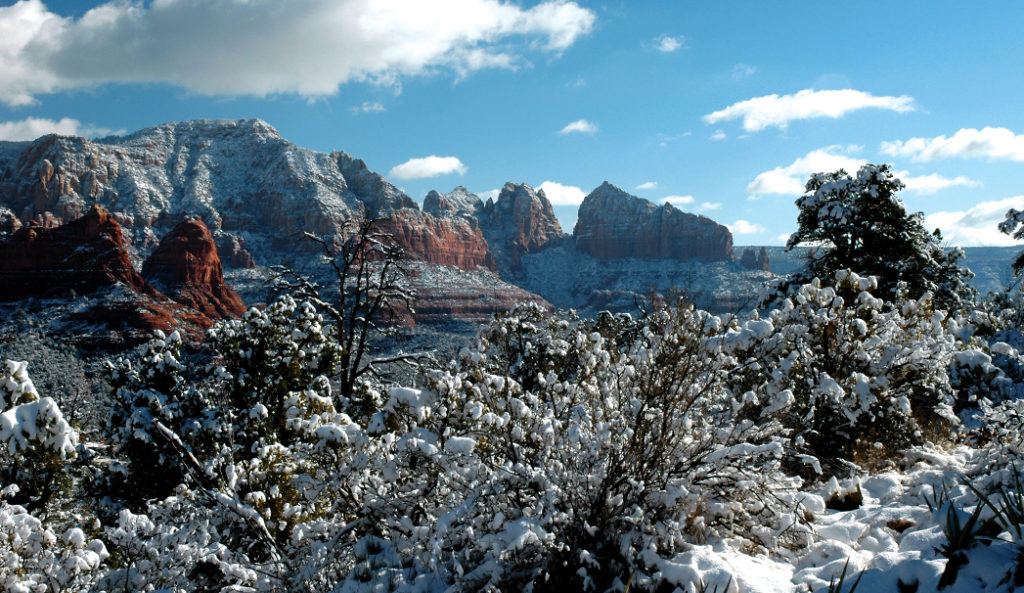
[0,204,245,343]
[574,182,734,261]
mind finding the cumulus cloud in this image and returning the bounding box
[881,127,1024,162]
[746,146,977,197]
[704,89,915,132]
[537,180,586,205]
[728,220,765,235]
[636,181,658,190]
[0,0,595,106]
[901,173,978,195]
[698,202,721,211]
[661,195,694,206]
[925,196,1024,246]
[746,146,865,196]
[350,101,385,114]
[654,34,684,53]
[558,119,597,135]
[479,188,501,202]
[389,155,467,180]
[710,130,726,141]
[0,116,120,140]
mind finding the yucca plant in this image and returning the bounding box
[826,558,863,593]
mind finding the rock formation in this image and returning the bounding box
[423,186,484,221]
[475,182,563,275]
[0,206,21,233]
[142,218,248,319]
[213,232,256,269]
[0,204,151,300]
[574,182,733,261]
[739,247,771,272]
[377,209,495,271]
[0,204,245,343]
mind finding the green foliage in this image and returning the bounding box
[785,163,974,311]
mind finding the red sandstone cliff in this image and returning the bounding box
[377,209,496,271]
[142,218,248,319]
[574,182,734,261]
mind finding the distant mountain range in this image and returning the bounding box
[1,118,1017,344]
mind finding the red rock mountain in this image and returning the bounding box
[574,182,734,261]
[0,204,244,341]
[476,182,563,275]
[378,209,496,271]
[0,204,152,299]
[142,218,248,319]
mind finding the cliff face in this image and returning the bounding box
[0,205,247,342]
[476,182,563,275]
[573,182,734,261]
[377,209,496,271]
[0,204,151,299]
[142,218,248,320]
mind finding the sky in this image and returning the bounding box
[2,0,1024,246]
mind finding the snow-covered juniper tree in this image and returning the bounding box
[0,360,108,593]
[784,163,974,311]
[724,271,958,473]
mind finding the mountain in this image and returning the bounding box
[574,182,733,261]
[0,118,775,329]
[0,119,548,325]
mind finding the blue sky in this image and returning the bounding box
[2,0,1024,246]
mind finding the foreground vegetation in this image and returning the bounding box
[2,165,1024,592]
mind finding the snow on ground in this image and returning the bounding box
[671,445,1022,593]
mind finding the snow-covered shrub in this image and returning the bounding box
[0,361,105,593]
[0,494,108,593]
[102,296,377,592]
[350,301,802,592]
[0,359,77,509]
[724,271,957,472]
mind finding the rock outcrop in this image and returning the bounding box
[475,182,563,275]
[213,232,256,269]
[0,204,151,300]
[423,186,484,221]
[739,247,770,272]
[574,182,733,261]
[142,218,248,319]
[0,206,21,233]
[378,210,496,271]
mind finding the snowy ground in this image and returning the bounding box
[676,445,1022,593]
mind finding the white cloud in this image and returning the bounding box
[746,146,865,196]
[350,101,385,114]
[636,181,658,190]
[661,195,694,206]
[479,188,501,202]
[389,155,466,180]
[698,202,721,211]
[710,129,726,141]
[704,89,915,132]
[728,220,765,235]
[776,233,793,243]
[731,63,756,80]
[537,180,586,205]
[881,127,1024,162]
[654,34,684,53]
[557,118,597,135]
[0,0,595,106]
[746,145,976,197]
[900,173,978,195]
[0,116,119,140]
[925,196,1024,246]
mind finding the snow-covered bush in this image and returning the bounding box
[0,360,106,593]
[725,271,958,472]
[102,296,377,592]
[0,359,77,509]
[349,301,803,592]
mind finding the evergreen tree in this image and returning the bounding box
[785,163,974,310]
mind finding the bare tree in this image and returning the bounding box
[274,216,418,398]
